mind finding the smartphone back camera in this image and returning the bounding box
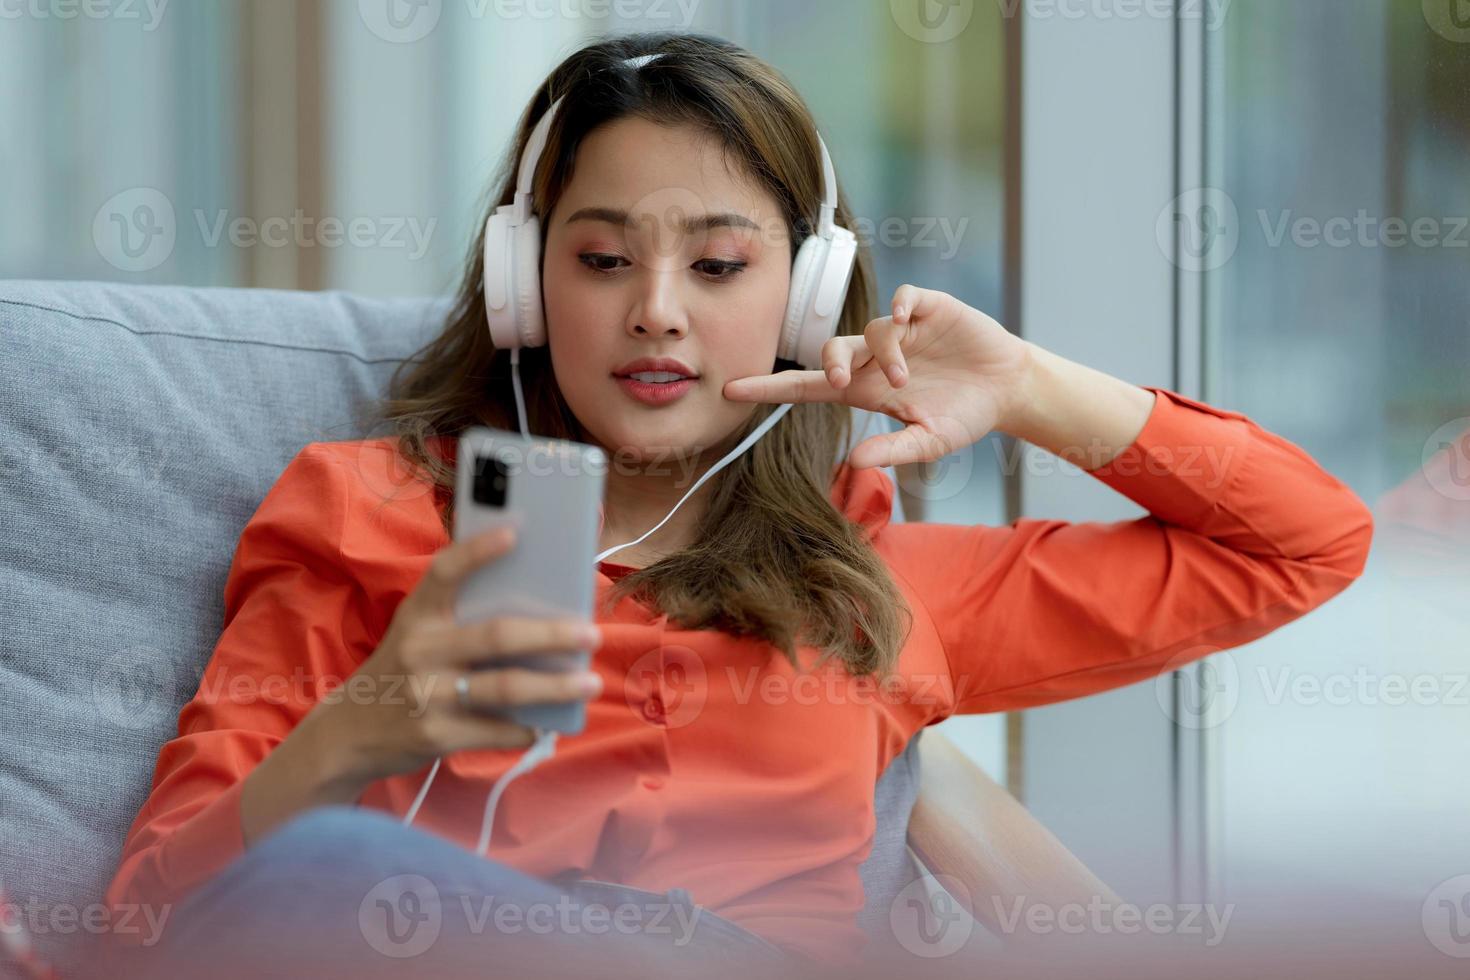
[472,454,509,508]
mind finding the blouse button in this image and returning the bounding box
[641,776,665,791]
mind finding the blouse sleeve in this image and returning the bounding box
[103,444,377,912]
[883,387,1375,716]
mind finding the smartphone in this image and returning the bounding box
[453,427,606,734]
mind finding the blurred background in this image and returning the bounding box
[3,0,1467,961]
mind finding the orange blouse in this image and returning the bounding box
[104,387,1373,963]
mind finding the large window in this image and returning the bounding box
[1207,0,1470,905]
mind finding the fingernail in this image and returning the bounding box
[888,365,905,385]
[578,672,603,696]
[894,305,907,321]
[579,626,602,649]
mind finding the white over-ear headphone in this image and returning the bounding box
[481,52,857,370]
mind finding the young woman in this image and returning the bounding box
[105,31,1373,977]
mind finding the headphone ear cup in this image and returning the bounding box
[512,214,546,348]
[781,230,856,369]
[483,210,519,350]
[780,235,826,366]
[482,210,547,350]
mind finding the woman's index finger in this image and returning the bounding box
[722,369,844,404]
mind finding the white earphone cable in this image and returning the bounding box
[401,756,440,827]
[402,350,539,833]
[475,729,558,857]
[594,400,792,564]
[509,347,530,440]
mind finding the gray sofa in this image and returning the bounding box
[0,279,923,973]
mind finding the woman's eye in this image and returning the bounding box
[577,253,745,280]
[578,253,628,275]
[694,259,746,281]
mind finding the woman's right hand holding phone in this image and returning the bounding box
[331,524,603,779]
[240,525,602,845]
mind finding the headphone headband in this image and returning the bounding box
[511,54,840,232]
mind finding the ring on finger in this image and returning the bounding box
[455,673,472,711]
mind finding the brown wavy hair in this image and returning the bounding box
[375,31,911,677]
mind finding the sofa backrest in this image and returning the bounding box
[0,279,921,970]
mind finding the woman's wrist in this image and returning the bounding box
[240,702,374,847]
[999,340,1157,471]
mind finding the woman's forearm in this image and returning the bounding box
[1000,341,1157,470]
[239,705,373,848]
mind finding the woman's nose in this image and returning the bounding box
[629,319,686,339]
[625,272,689,339]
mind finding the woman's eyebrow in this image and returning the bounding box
[563,205,759,233]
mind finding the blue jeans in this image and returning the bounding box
[118,805,789,979]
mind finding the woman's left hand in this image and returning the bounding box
[723,284,1032,468]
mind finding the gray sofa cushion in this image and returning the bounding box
[0,279,920,971]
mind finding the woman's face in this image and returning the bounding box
[542,116,792,466]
